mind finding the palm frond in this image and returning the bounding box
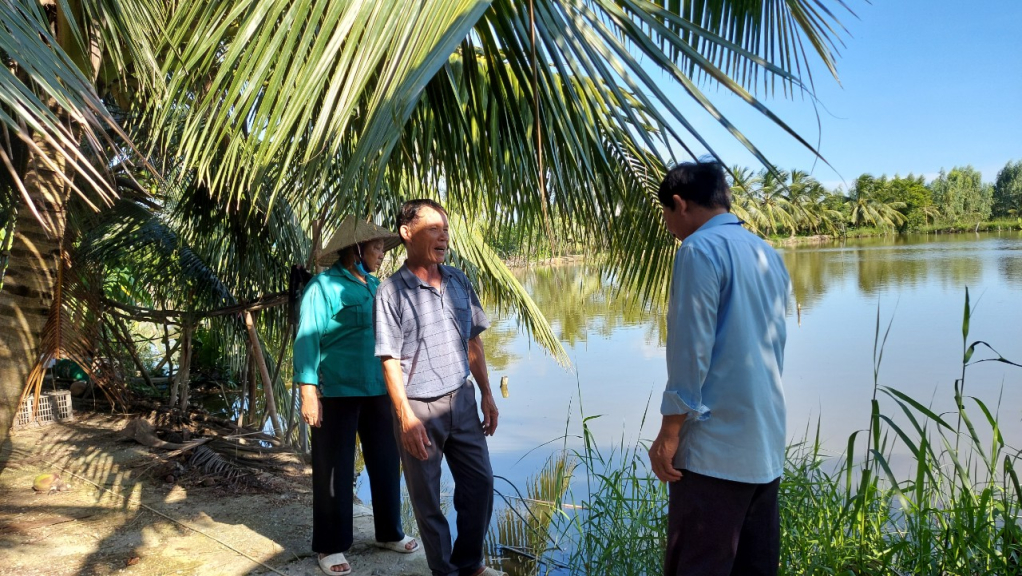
[448,215,570,367]
[154,0,491,210]
[1,0,158,227]
[66,0,852,365]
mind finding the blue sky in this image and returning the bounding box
[665,0,1022,191]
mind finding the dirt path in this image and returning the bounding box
[0,414,429,576]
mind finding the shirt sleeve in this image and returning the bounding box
[374,286,404,358]
[292,280,326,386]
[467,282,490,339]
[661,244,719,421]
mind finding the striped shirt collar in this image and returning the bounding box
[397,263,450,291]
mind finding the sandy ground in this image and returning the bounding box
[0,413,431,576]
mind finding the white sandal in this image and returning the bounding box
[317,552,352,576]
[374,535,419,554]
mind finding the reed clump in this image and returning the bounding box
[489,290,1022,575]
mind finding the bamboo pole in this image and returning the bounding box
[244,310,283,436]
[237,352,249,428]
[99,292,288,323]
[164,318,177,406]
[246,348,257,425]
[176,315,193,411]
[285,383,299,447]
[150,340,180,375]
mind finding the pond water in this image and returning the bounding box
[480,231,1022,488]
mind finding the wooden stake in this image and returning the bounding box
[176,315,193,412]
[244,310,283,436]
[237,351,249,428]
[163,318,175,406]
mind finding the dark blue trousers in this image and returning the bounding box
[311,394,404,554]
[665,470,780,576]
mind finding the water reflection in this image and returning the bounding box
[485,232,1022,477]
[782,233,1021,309]
[999,244,1022,288]
[482,322,522,373]
[510,263,665,347]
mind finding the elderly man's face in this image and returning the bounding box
[402,206,449,266]
[661,194,689,241]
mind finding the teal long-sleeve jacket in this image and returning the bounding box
[292,263,386,397]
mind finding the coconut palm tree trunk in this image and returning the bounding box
[0,136,68,445]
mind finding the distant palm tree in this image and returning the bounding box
[846,176,907,231]
[785,169,843,235]
[728,166,764,235]
[918,204,942,226]
[755,169,797,236]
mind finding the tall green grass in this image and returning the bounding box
[489,291,1022,575]
[488,452,576,576]
[564,416,667,576]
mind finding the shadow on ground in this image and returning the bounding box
[0,413,430,576]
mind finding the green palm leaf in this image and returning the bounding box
[1,0,161,222]
[5,0,856,376]
[449,215,570,366]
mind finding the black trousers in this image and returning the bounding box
[665,470,780,576]
[311,395,404,554]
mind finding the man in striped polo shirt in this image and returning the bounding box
[374,199,502,576]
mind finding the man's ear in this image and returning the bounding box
[672,195,686,213]
[400,224,412,242]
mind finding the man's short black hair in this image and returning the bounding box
[397,199,447,230]
[657,161,732,212]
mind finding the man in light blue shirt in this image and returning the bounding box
[648,162,791,576]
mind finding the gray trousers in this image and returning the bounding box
[398,381,494,576]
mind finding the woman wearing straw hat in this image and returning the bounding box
[294,216,419,575]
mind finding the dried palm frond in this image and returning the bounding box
[18,232,124,419]
[188,444,246,481]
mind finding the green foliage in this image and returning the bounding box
[929,166,994,226]
[729,167,842,238]
[845,174,907,232]
[489,452,576,576]
[190,325,243,385]
[565,417,667,576]
[0,200,13,291]
[877,174,935,229]
[992,160,1022,218]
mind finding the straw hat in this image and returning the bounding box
[317,216,402,267]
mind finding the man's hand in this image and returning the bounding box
[648,414,687,483]
[648,434,683,483]
[467,336,499,436]
[480,391,499,436]
[398,409,431,461]
[299,385,322,428]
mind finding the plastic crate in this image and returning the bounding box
[14,390,74,428]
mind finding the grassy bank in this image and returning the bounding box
[768,219,1022,246]
[490,292,1022,575]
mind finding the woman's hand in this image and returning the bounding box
[300,385,323,427]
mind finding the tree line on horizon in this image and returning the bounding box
[486,159,1022,259]
[729,159,1022,238]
